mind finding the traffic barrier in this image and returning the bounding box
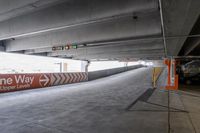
[0,73,88,93]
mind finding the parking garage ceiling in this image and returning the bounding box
[0,0,199,61]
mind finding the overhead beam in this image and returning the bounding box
[65,52,164,60]
[24,39,163,54]
[6,11,161,51]
[184,38,200,55]
[47,43,164,57]
[0,0,158,40]
[25,47,52,54]
[29,52,48,56]
[180,13,200,56]
[162,0,200,55]
[47,49,164,59]
[0,0,39,14]
[75,56,163,60]
[0,0,65,22]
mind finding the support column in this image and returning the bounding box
[0,41,5,51]
[81,60,90,73]
[85,61,90,73]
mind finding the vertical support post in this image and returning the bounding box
[153,67,156,88]
[54,62,63,73]
[60,62,63,73]
[167,59,171,86]
[85,60,90,73]
[164,58,171,87]
[125,62,128,70]
[85,61,90,81]
[170,59,174,85]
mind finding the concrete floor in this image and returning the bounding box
[0,68,199,133]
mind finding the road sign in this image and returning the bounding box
[0,73,88,93]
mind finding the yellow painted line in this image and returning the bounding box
[152,67,164,88]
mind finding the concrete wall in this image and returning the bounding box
[88,65,143,80]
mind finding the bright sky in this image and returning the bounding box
[0,52,139,73]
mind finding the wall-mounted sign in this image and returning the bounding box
[0,73,88,93]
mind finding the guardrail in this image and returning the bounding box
[88,65,143,81]
[0,65,142,93]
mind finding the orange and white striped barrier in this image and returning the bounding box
[0,72,88,93]
[164,59,179,90]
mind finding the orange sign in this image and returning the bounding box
[164,59,179,90]
[0,74,50,92]
[0,73,88,93]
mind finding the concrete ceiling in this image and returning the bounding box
[161,0,200,56]
[0,0,199,61]
[179,14,200,56]
[0,0,67,22]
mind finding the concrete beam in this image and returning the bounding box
[0,0,65,22]
[48,49,164,60]
[0,0,158,40]
[47,43,164,57]
[117,57,162,61]
[0,0,39,14]
[5,11,161,51]
[24,39,163,54]
[25,47,52,54]
[68,53,164,60]
[30,52,48,56]
[162,0,200,55]
[9,50,24,54]
[183,38,200,55]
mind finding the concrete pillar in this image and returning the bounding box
[0,41,5,51]
[54,62,63,73]
[124,62,128,70]
[81,60,91,73]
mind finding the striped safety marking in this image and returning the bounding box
[50,73,88,86]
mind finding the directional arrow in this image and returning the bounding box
[39,74,50,87]
[51,74,57,85]
[60,74,65,84]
